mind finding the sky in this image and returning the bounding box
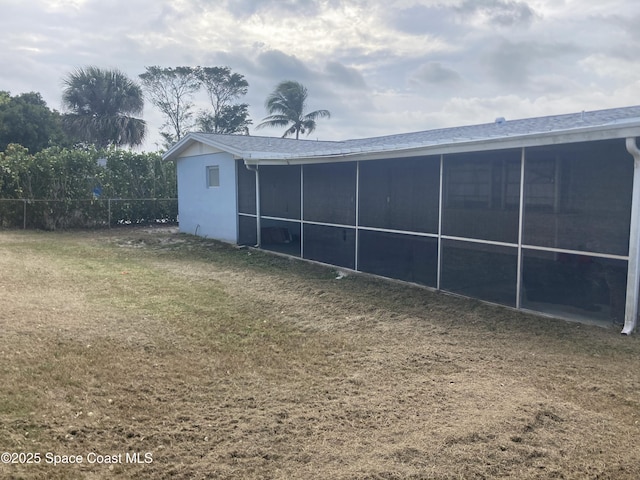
[2,0,640,151]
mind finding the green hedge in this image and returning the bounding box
[0,145,177,229]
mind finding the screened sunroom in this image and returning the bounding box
[166,106,640,333]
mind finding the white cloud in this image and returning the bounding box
[1,0,640,149]
[455,0,540,27]
[409,62,463,87]
[580,54,640,83]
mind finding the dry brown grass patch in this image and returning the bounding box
[1,228,639,479]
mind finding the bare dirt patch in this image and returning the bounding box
[1,227,640,479]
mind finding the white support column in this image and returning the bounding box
[355,161,360,271]
[516,147,526,309]
[622,137,640,334]
[255,165,261,247]
[437,154,444,290]
[300,164,304,259]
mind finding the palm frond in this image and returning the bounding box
[256,115,292,130]
[305,109,331,121]
[61,66,145,147]
[259,80,330,139]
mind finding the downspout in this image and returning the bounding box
[245,162,261,248]
[622,137,640,334]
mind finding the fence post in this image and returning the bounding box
[23,199,27,230]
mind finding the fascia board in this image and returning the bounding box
[163,133,248,160]
[162,135,193,161]
[188,133,247,157]
[242,122,640,165]
[169,118,640,164]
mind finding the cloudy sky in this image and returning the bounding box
[2,0,640,150]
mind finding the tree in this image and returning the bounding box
[196,104,251,135]
[196,66,251,134]
[139,66,200,145]
[256,81,330,139]
[0,91,69,152]
[61,67,146,148]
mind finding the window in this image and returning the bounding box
[207,165,220,188]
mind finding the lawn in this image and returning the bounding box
[1,227,639,479]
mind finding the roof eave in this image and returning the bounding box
[162,132,247,161]
[242,122,640,165]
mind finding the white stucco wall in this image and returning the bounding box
[175,149,238,243]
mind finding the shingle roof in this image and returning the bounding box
[346,105,640,149]
[187,132,345,157]
[164,105,640,162]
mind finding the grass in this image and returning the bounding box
[1,227,640,479]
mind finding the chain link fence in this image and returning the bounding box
[0,198,178,230]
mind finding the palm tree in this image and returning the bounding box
[257,81,330,139]
[62,66,146,148]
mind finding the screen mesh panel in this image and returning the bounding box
[237,161,256,215]
[442,149,521,243]
[523,139,632,256]
[238,215,257,246]
[261,218,301,257]
[358,230,438,287]
[260,165,301,219]
[303,223,355,269]
[441,239,518,306]
[521,249,627,324]
[303,162,356,225]
[359,156,440,233]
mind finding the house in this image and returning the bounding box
[163,106,640,333]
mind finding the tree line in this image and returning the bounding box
[138,67,331,145]
[1,66,331,153]
[137,67,331,146]
[0,65,331,228]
